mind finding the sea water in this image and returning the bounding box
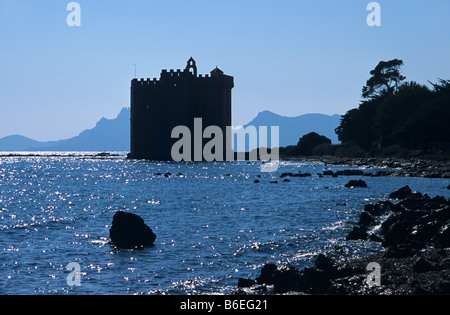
[0,152,449,295]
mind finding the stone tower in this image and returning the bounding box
[130,58,234,160]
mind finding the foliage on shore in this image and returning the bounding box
[281,59,450,160]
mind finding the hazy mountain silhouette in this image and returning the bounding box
[0,108,130,151]
[0,108,341,151]
[0,135,63,151]
[241,111,340,149]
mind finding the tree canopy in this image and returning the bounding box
[362,59,406,99]
[336,59,450,155]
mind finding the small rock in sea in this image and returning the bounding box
[447,184,450,190]
[270,180,278,184]
[282,179,291,182]
[344,179,367,188]
[253,180,260,183]
[109,211,156,249]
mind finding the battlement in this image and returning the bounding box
[135,78,161,86]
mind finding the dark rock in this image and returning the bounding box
[344,180,367,188]
[253,180,260,183]
[389,185,412,199]
[439,257,450,270]
[323,170,334,176]
[358,211,377,228]
[368,234,383,242]
[314,254,337,277]
[398,192,431,210]
[303,267,331,294]
[438,281,450,294]
[384,246,416,258]
[109,211,156,248]
[436,223,450,248]
[382,219,416,248]
[256,262,277,285]
[346,226,368,241]
[413,257,434,273]
[280,172,311,178]
[414,221,442,245]
[272,265,303,293]
[447,184,450,190]
[363,201,402,217]
[414,285,432,295]
[334,169,365,176]
[335,265,366,278]
[270,180,278,184]
[238,278,255,288]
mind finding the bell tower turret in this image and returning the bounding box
[185,57,197,77]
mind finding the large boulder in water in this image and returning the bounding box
[110,211,156,248]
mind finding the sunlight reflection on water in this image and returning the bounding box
[0,152,449,294]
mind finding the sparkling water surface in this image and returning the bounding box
[0,152,449,295]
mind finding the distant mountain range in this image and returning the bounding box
[242,110,340,148]
[0,108,130,151]
[0,108,341,151]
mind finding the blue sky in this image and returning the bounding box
[1,0,449,141]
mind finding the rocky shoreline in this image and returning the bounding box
[236,186,450,295]
[281,156,450,179]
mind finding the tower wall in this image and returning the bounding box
[130,59,233,161]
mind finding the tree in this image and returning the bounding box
[335,59,450,156]
[362,59,406,99]
[296,132,332,156]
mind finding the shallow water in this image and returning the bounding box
[0,152,448,294]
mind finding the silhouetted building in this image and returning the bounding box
[130,58,234,160]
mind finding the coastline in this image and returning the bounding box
[236,182,450,295]
[280,155,450,179]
